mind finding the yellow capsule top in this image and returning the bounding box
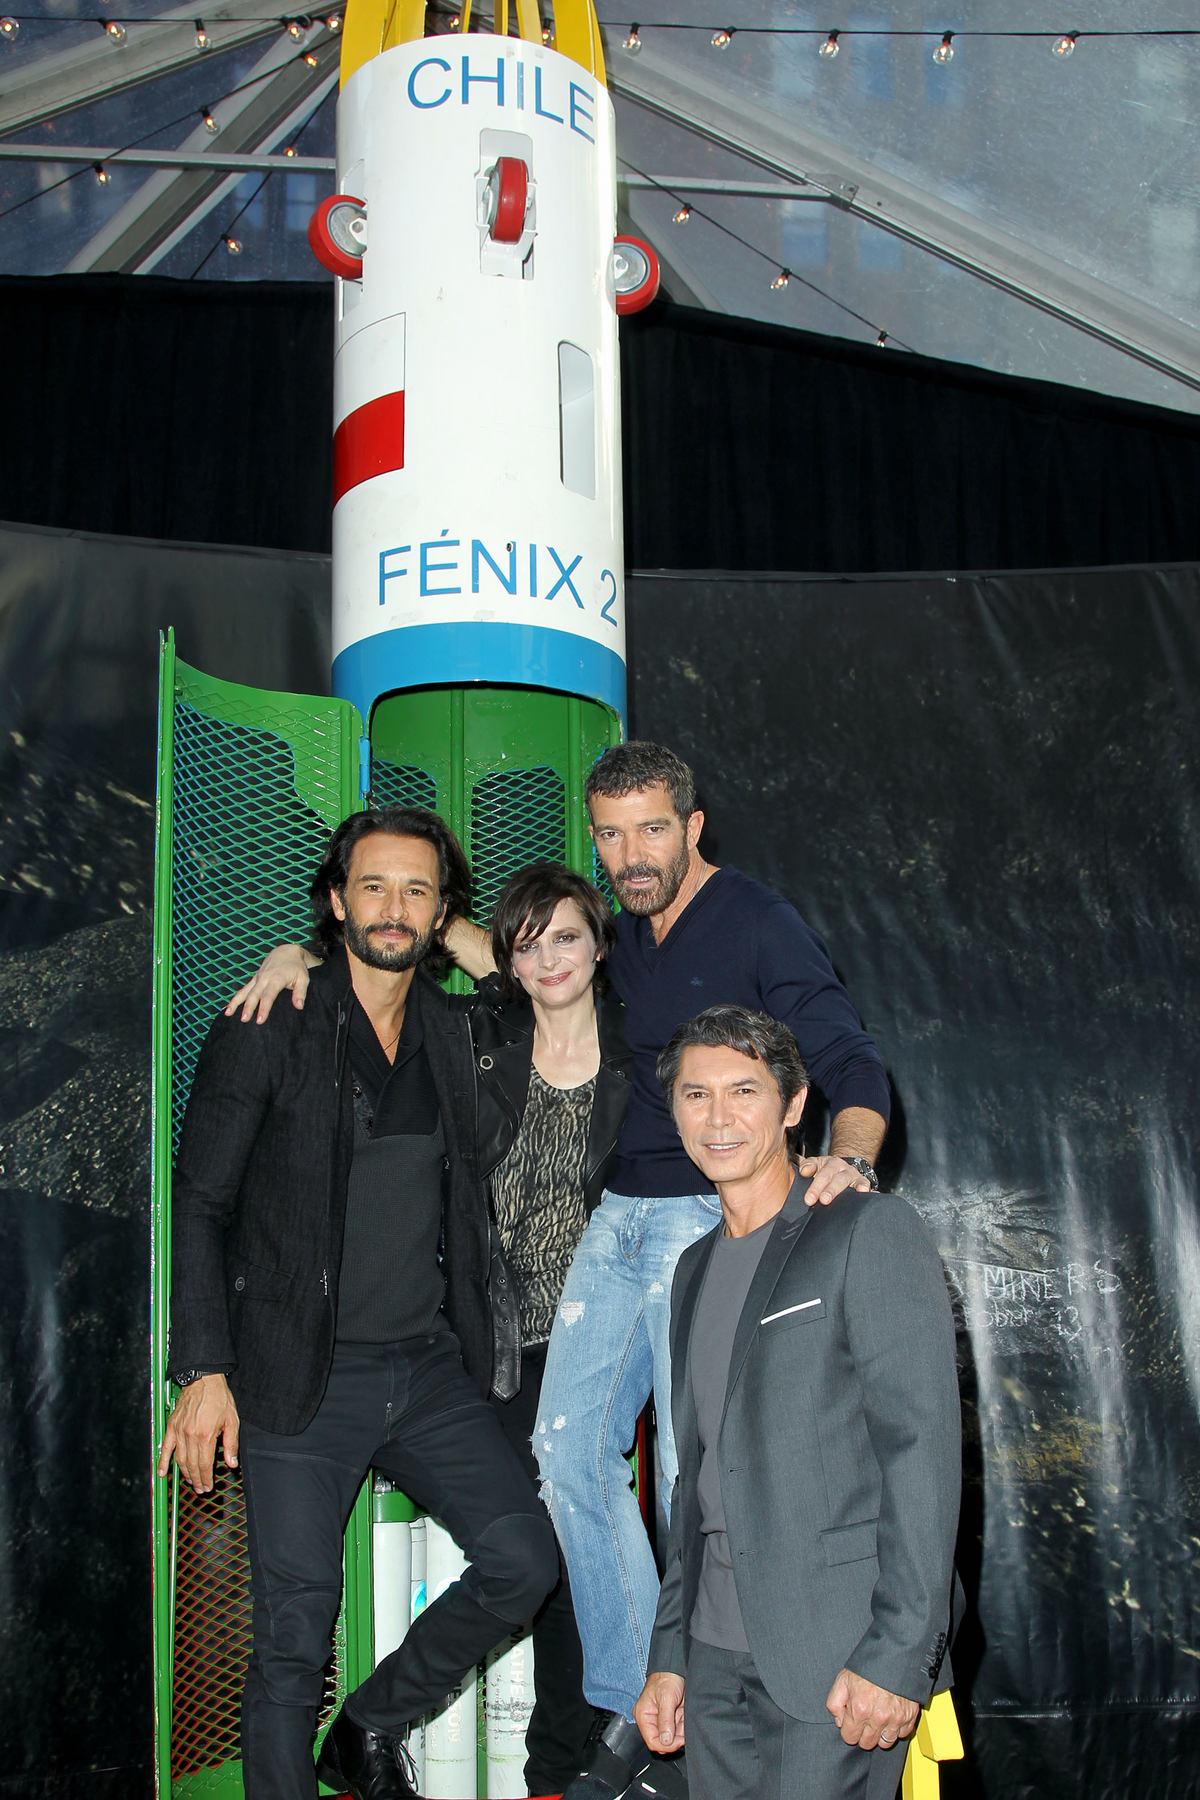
[340,0,606,89]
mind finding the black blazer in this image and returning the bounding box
[169,952,491,1433]
[463,978,631,1397]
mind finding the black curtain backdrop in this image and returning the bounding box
[626,568,1200,1800]
[1,524,1197,1798]
[3,275,1200,571]
[0,524,331,1800]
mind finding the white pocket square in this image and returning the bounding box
[760,1298,822,1324]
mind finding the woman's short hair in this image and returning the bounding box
[490,861,617,999]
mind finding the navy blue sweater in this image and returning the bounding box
[606,866,890,1197]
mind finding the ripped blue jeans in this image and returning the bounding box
[533,1189,723,1718]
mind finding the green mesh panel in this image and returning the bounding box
[156,660,360,1797]
[591,845,615,906]
[170,702,339,1148]
[369,759,438,812]
[169,1456,252,1786]
[469,766,567,925]
[155,664,620,1799]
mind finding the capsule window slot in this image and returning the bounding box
[558,342,595,498]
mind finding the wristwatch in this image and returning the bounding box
[842,1155,879,1190]
[169,1368,217,1389]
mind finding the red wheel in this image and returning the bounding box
[308,192,367,279]
[612,234,660,315]
[486,156,529,244]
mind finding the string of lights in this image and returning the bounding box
[0,8,1188,294]
[0,45,330,224]
[610,20,1200,44]
[0,10,341,43]
[190,166,268,271]
[613,20,1200,58]
[3,13,1195,50]
[191,74,328,271]
[618,153,912,350]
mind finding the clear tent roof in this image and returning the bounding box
[0,1,1197,411]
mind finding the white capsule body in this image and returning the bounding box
[330,36,625,725]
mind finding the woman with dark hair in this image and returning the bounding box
[467,861,631,1799]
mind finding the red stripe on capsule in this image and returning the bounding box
[332,390,405,506]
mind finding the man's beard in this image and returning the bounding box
[342,913,435,971]
[612,841,690,916]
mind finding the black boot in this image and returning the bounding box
[315,1708,422,1800]
[626,1751,689,1798]
[561,1712,653,1800]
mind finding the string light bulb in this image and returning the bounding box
[201,105,219,133]
[542,26,553,43]
[283,144,297,156]
[447,12,460,29]
[324,10,340,26]
[1052,31,1078,56]
[932,31,954,63]
[770,268,790,290]
[711,27,732,48]
[875,330,888,348]
[93,162,111,185]
[284,16,304,38]
[818,30,840,59]
[0,15,19,40]
[224,235,242,254]
[623,23,641,54]
[103,18,127,43]
[194,17,209,47]
[302,47,318,64]
[672,203,692,225]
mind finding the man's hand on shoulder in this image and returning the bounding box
[801,1104,886,1206]
[799,1155,874,1207]
[157,1374,241,1494]
[635,1671,686,1753]
[224,946,320,1024]
[825,1668,918,1751]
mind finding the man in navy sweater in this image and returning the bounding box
[536,744,890,1800]
[233,742,889,1800]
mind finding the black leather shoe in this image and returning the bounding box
[626,1752,688,1799]
[560,1712,653,1800]
[315,1708,422,1800]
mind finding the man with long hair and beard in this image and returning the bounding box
[159,807,557,1800]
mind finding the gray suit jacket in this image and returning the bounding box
[648,1177,962,1723]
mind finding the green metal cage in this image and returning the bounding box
[151,636,620,1797]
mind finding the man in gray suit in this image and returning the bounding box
[634,1005,961,1800]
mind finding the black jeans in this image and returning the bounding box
[489,1341,595,1796]
[238,1331,557,1800]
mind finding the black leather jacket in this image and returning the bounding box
[464,977,632,1399]
[170,954,491,1431]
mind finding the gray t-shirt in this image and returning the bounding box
[687,1215,774,1651]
